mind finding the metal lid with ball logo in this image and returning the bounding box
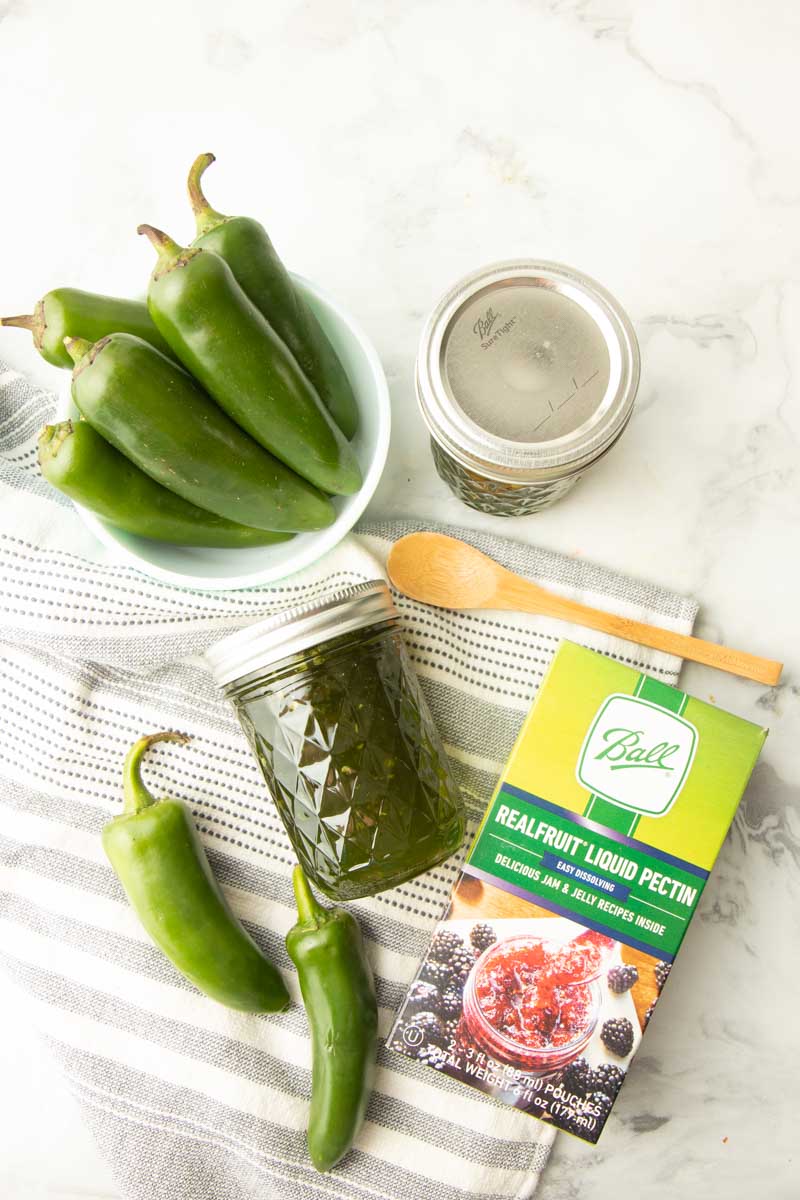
[416,260,640,514]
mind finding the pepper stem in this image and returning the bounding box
[291,864,325,926]
[37,421,73,463]
[122,731,190,815]
[64,336,92,366]
[187,152,228,237]
[137,223,185,264]
[0,313,35,330]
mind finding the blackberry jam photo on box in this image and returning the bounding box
[388,880,669,1143]
[389,641,766,1143]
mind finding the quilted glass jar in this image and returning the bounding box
[205,581,464,900]
[416,260,640,516]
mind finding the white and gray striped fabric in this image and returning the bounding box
[0,358,698,1200]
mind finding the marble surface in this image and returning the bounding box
[1,0,798,1196]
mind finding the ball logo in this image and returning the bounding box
[577,694,697,818]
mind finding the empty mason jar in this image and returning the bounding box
[205,581,465,900]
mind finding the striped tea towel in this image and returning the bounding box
[0,358,698,1200]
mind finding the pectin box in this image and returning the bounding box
[388,641,767,1142]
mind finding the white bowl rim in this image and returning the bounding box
[57,273,391,592]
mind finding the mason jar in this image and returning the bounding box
[205,581,465,900]
[416,260,640,516]
[462,935,602,1075]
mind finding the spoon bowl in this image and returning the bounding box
[387,532,504,609]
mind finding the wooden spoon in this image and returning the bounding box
[387,532,782,686]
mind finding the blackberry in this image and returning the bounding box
[420,959,454,990]
[607,964,638,994]
[557,1102,593,1138]
[429,928,466,963]
[443,1017,460,1042]
[593,1063,625,1098]
[561,1056,594,1097]
[407,1010,448,1048]
[585,1091,614,1122]
[447,944,476,984]
[644,1000,656,1027]
[470,922,497,955]
[654,960,671,992]
[440,987,463,1020]
[405,979,441,1015]
[417,1042,448,1070]
[600,1017,634,1057]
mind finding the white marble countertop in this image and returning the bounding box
[1,1,797,1197]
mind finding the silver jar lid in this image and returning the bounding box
[416,260,640,482]
[205,580,396,689]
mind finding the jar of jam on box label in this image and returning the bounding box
[462,930,613,1074]
[416,260,640,516]
[206,581,465,900]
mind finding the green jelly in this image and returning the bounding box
[206,581,465,900]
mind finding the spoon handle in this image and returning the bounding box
[494,574,783,686]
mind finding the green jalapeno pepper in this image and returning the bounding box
[187,153,359,440]
[102,732,289,1013]
[38,420,293,548]
[286,866,378,1172]
[1,287,175,369]
[138,225,362,498]
[66,334,334,534]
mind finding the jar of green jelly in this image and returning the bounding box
[205,581,465,900]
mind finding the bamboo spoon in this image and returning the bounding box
[387,532,782,686]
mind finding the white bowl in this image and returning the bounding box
[58,274,390,591]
